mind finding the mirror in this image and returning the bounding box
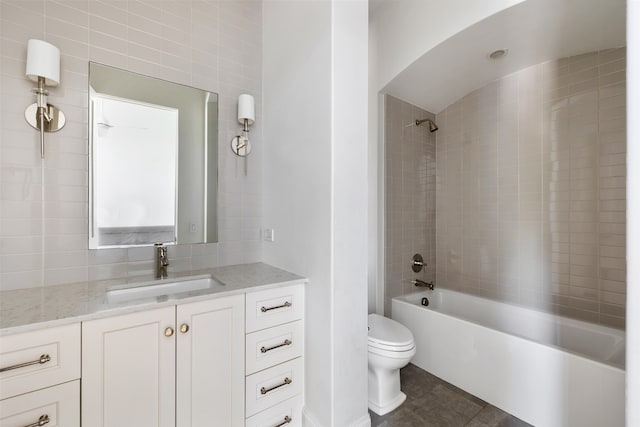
[89,63,218,249]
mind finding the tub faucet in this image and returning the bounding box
[412,279,434,290]
[154,243,169,279]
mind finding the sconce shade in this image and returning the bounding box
[25,39,60,86]
[237,94,255,125]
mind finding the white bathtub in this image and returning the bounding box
[392,289,625,427]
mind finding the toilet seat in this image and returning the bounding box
[368,339,415,353]
[368,344,416,358]
[367,314,415,351]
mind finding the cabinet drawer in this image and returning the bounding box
[0,323,80,400]
[245,395,302,427]
[0,380,80,427]
[245,358,303,417]
[246,321,303,375]
[246,285,304,333]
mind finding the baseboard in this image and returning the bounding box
[302,407,371,427]
[302,407,321,427]
[350,413,372,427]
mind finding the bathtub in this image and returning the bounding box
[392,289,625,427]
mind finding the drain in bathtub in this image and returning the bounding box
[421,297,429,306]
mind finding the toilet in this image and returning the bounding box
[367,313,416,415]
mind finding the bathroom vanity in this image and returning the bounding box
[0,263,306,427]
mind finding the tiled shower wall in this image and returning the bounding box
[384,95,436,316]
[0,0,263,290]
[435,48,626,328]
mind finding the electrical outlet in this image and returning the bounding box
[190,223,197,233]
[263,228,275,242]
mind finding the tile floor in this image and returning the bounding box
[369,364,532,427]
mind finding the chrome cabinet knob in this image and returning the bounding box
[164,327,174,337]
[180,323,189,333]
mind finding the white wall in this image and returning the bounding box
[331,2,369,424]
[367,0,384,313]
[371,0,524,91]
[262,0,369,425]
[626,2,640,425]
[368,9,381,314]
[263,0,333,422]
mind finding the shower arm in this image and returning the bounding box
[415,118,439,132]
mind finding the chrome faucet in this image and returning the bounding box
[154,243,169,279]
[412,279,434,290]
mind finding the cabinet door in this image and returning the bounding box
[82,307,176,427]
[176,295,244,427]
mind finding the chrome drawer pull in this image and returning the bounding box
[274,416,292,427]
[0,354,51,373]
[260,377,292,395]
[261,339,292,353]
[23,415,50,427]
[261,301,291,313]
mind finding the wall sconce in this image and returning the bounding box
[231,94,255,157]
[24,39,66,158]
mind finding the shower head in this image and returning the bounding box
[416,118,439,132]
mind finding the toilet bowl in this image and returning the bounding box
[367,313,416,416]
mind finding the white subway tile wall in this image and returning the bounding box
[435,49,626,328]
[0,0,263,290]
[384,95,436,316]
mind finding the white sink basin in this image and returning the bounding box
[107,276,224,303]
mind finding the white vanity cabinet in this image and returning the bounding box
[0,271,306,427]
[82,294,245,427]
[0,323,81,427]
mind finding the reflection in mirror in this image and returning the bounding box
[89,63,218,249]
[93,96,178,246]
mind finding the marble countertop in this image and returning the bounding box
[0,263,306,336]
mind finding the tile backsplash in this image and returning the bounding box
[384,95,436,316]
[0,0,263,290]
[435,48,626,328]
